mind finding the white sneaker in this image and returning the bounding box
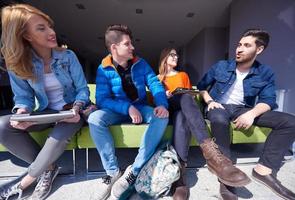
[91,170,122,200]
[110,166,137,200]
[28,165,60,200]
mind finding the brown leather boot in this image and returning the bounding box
[200,138,251,187]
[173,162,189,200]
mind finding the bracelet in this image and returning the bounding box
[206,100,215,105]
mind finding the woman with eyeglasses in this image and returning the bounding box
[158,47,250,200]
[0,4,89,200]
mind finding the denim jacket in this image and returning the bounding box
[8,49,90,113]
[197,60,278,110]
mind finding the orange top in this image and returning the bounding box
[163,71,192,92]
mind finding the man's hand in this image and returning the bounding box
[233,110,256,130]
[208,101,225,111]
[154,106,169,118]
[10,108,36,130]
[129,105,142,124]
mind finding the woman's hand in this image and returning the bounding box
[10,108,36,130]
[59,109,81,123]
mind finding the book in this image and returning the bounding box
[171,87,200,96]
[10,109,75,124]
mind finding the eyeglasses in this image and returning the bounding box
[169,53,178,59]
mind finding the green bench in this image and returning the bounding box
[76,84,271,172]
[0,84,271,174]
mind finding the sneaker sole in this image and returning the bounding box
[208,167,251,187]
[35,166,61,200]
[251,174,291,200]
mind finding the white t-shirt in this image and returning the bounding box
[43,73,67,111]
[219,69,249,105]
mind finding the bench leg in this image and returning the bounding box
[86,148,89,174]
[72,149,76,175]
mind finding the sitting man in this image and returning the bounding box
[88,24,169,200]
[198,28,295,200]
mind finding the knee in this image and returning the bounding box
[278,113,295,129]
[46,136,68,149]
[208,112,229,126]
[0,115,11,142]
[87,110,108,127]
[180,93,195,104]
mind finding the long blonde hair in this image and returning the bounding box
[1,4,54,80]
[158,47,176,82]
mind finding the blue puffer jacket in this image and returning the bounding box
[95,55,168,115]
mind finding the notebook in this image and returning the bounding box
[10,109,75,124]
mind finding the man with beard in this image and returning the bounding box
[197,29,295,200]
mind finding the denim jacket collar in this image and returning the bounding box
[227,60,261,75]
[32,49,64,65]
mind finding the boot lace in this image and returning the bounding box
[102,175,112,184]
[203,138,231,164]
[35,170,52,192]
[125,172,136,185]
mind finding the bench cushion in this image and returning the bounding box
[77,124,201,149]
[231,124,271,144]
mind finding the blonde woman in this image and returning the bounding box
[0,4,89,200]
[158,48,250,200]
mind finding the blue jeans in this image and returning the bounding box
[88,105,168,176]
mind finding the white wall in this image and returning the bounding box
[180,27,228,85]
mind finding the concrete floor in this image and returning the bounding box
[0,145,294,200]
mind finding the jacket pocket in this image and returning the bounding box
[214,75,230,83]
[249,81,268,95]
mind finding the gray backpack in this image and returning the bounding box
[135,144,181,199]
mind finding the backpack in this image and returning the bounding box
[135,143,181,199]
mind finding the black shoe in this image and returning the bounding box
[252,169,295,200]
[219,182,238,200]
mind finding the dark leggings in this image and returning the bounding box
[169,93,209,162]
[0,114,84,177]
[206,104,295,172]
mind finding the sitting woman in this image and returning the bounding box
[0,4,89,200]
[158,48,250,200]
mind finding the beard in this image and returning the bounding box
[236,51,256,64]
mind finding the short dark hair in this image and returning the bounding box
[105,24,133,52]
[242,29,270,49]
